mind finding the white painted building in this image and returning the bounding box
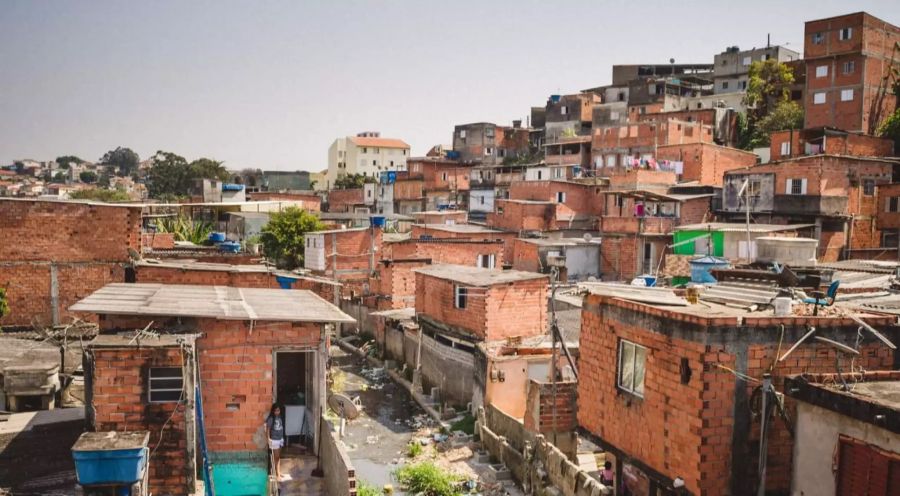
[326,132,410,189]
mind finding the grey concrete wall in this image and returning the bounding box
[419,333,475,407]
[320,420,357,496]
[562,245,600,281]
[384,325,405,363]
[791,402,900,496]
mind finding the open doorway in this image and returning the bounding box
[274,350,314,449]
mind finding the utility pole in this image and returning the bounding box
[757,373,772,496]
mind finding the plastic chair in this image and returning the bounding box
[803,280,840,316]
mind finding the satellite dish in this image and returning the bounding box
[328,393,361,420]
[583,233,592,242]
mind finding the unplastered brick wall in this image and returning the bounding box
[487,200,554,232]
[136,265,276,288]
[250,192,322,212]
[0,200,141,325]
[656,143,757,186]
[99,315,324,455]
[409,225,517,263]
[508,180,603,217]
[577,294,899,495]
[142,232,176,250]
[524,379,577,434]
[89,345,193,496]
[415,272,548,341]
[412,211,468,224]
[511,239,541,272]
[326,188,365,213]
[374,259,430,310]
[321,228,382,279]
[0,199,142,262]
[388,239,504,268]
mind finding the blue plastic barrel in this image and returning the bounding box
[73,447,147,485]
[209,232,226,243]
[370,216,386,228]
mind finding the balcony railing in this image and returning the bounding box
[602,216,677,234]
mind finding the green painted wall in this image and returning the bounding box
[672,230,724,257]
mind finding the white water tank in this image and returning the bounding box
[755,237,818,266]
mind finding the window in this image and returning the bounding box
[841,89,854,101]
[742,56,752,66]
[362,147,367,153]
[454,285,467,308]
[606,155,616,168]
[617,92,625,102]
[739,80,748,90]
[459,130,466,139]
[610,111,620,121]
[839,27,852,40]
[372,160,377,166]
[442,172,448,181]
[484,147,494,156]
[149,367,183,403]
[479,196,485,205]
[816,65,828,78]
[721,81,729,90]
[780,141,791,156]
[537,170,543,180]
[560,105,568,115]
[812,32,824,44]
[814,92,827,104]
[617,340,646,396]
[842,60,855,74]
[863,178,875,196]
[787,178,807,195]
[836,436,900,494]
[765,53,771,61]
[883,230,899,248]
[477,254,495,269]
[556,191,566,203]
[888,197,899,213]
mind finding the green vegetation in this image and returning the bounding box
[449,414,475,436]
[259,207,325,269]
[333,173,376,190]
[877,67,900,151]
[0,287,9,321]
[99,146,140,176]
[51,171,67,183]
[146,150,231,199]
[155,216,214,245]
[357,481,382,496]
[739,60,800,149]
[69,188,131,202]
[79,170,98,183]
[393,462,462,496]
[407,441,423,458]
[56,155,84,169]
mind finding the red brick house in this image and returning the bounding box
[304,226,382,294]
[410,223,517,263]
[720,155,896,261]
[803,12,900,134]
[250,192,322,212]
[411,265,548,406]
[769,127,895,161]
[74,283,354,496]
[577,290,899,495]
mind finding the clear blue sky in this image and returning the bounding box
[2,0,898,172]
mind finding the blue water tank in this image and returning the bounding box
[370,216,386,228]
[550,94,562,103]
[219,241,241,253]
[689,256,730,284]
[275,275,296,289]
[222,183,245,191]
[72,432,149,486]
[446,150,461,160]
[209,232,226,243]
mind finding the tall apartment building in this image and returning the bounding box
[326,131,410,188]
[452,122,531,165]
[803,12,900,134]
[713,45,800,94]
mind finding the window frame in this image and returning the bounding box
[477,254,496,269]
[148,366,184,404]
[839,27,852,41]
[815,65,828,78]
[617,340,646,397]
[863,178,876,196]
[842,60,855,74]
[454,285,468,309]
[813,92,827,105]
[841,89,854,101]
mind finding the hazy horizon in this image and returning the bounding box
[2,0,899,172]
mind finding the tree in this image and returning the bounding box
[260,207,325,269]
[190,158,230,182]
[98,172,111,188]
[236,168,263,187]
[99,147,140,176]
[744,60,796,123]
[56,155,84,169]
[333,173,375,190]
[69,188,131,202]
[877,69,900,154]
[750,101,805,148]
[51,171,67,183]
[146,151,192,199]
[79,170,98,183]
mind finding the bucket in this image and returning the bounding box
[774,297,793,317]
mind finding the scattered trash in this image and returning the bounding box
[366,435,379,444]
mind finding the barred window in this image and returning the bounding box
[149,367,183,403]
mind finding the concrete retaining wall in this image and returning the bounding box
[320,420,357,496]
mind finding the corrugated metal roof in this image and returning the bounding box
[414,264,548,286]
[70,283,355,322]
[675,223,814,233]
[578,282,688,306]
